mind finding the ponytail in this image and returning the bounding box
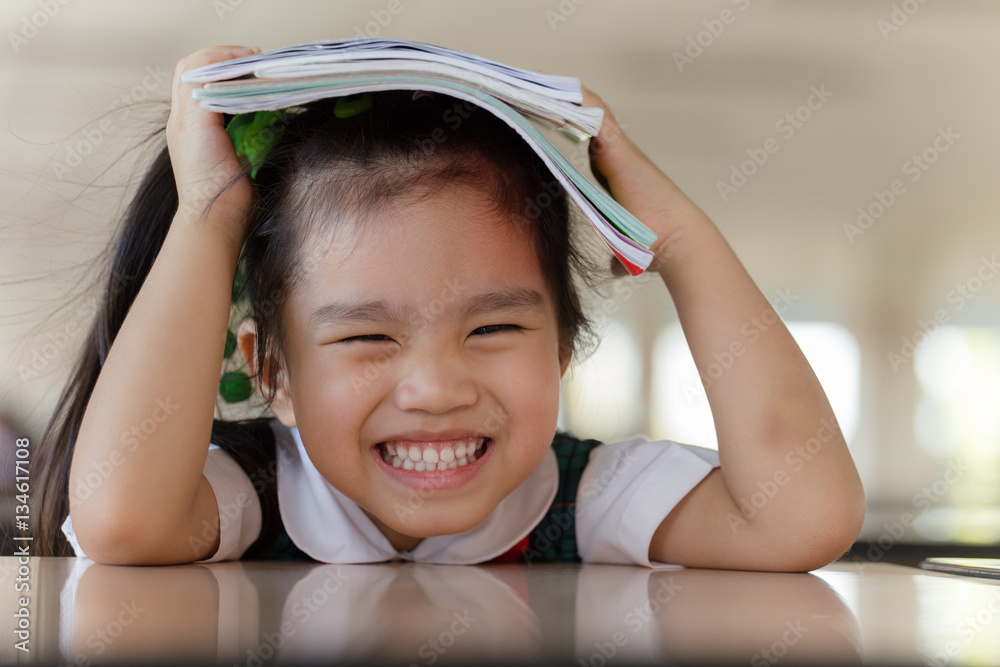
[33,141,279,556]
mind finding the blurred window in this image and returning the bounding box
[650,321,860,448]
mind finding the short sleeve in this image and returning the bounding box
[59,445,262,563]
[575,437,720,568]
[195,445,262,562]
[60,513,93,561]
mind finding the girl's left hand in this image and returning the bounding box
[582,86,713,272]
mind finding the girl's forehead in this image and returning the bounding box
[289,183,551,309]
[296,183,538,272]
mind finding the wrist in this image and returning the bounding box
[650,214,726,282]
[173,170,253,237]
[594,141,717,268]
[169,209,246,268]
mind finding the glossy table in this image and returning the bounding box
[1,558,998,665]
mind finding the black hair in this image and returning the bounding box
[34,90,598,556]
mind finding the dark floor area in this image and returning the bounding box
[841,542,1000,568]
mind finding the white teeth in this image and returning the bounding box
[380,437,487,472]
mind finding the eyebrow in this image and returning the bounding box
[309,287,547,329]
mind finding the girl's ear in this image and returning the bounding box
[558,343,572,378]
[236,318,297,428]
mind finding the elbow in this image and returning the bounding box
[768,484,867,573]
[71,514,152,565]
[70,505,197,566]
[774,524,863,574]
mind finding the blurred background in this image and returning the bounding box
[1,0,998,555]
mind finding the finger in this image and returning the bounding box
[172,45,259,82]
[580,85,607,111]
[581,89,634,180]
[170,46,259,123]
[581,85,624,138]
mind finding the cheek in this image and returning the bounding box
[491,340,563,433]
[289,359,381,480]
[289,351,381,428]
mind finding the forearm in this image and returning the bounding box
[658,212,864,548]
[658,214,825,446]
[69,212,239,559]
[582,86,862,568]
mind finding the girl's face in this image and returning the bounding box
[256,183,567,550]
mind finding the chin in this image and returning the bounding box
[382,503,493,540]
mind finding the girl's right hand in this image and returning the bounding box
[166,46,260,241]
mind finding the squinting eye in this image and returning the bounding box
[472,324,523,336]
[342,334,394,343]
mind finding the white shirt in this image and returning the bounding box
[61,421,719,567]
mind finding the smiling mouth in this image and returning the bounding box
[376,437,490,471]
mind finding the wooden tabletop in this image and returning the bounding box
[2,558,999,665]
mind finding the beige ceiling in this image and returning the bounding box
[2,0,999,495]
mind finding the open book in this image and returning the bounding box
[181,38,656,275]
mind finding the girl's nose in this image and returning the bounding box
[392,350,479,414]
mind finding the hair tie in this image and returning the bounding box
[225,93,375,181]
[226,109,288,179]
[334,92,374,118]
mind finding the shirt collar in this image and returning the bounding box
[273,422,558,564]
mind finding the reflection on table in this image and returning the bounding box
[2,558,1000,665]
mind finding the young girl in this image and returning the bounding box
[37,45,864,569]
